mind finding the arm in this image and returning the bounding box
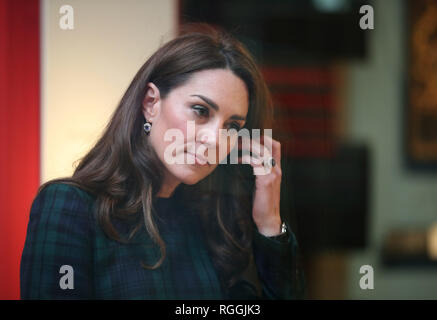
[238,137,305,299]
[227,223,306,300]
[20,183,95,299]
[252,224,306,299]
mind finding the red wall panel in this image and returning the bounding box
[0,0,40,299]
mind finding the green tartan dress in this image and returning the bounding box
[20,183,305,299]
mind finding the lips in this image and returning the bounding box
[185,152,209,166]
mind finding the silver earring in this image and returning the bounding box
[143,121,152,134]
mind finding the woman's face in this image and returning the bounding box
[142,69,249,190]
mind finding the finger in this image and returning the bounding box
[238,155,276,176]
[238,155,263,166]
[263,135,281,169]
[239,138,272,161]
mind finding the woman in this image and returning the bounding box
[20,24,305,300]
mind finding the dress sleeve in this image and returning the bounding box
[251,223,306,300]
[227,223,306,300]
[20,183,95,299]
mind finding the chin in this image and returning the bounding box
[171,164,216,185]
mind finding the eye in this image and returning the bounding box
[228,122,241,131]
[191,104,209,118]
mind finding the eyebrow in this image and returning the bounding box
[190,94,246,121]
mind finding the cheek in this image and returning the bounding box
[161,103,189,138]
[152,103,188,144]
[149,101,192,165]
[217,135,238,164]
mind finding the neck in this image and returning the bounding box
[157,174,180,198]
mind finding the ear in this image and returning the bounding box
[142,82,161,122]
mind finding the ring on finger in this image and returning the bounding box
[263,157,276,168]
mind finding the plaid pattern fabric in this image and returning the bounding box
[20,183,305,300]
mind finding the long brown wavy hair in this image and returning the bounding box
[38,23,273,292]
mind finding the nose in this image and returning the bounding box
[196,121,220,148]
[195,120,223,163]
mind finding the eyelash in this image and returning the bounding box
[191,104,241,131]
[191,104,209,118]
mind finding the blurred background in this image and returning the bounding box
[1,0,437,299]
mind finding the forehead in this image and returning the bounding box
[170,69,249,117]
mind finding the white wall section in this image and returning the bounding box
[41,0,176,182]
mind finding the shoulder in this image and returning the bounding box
[33,182,95,211]
[29,182,96,228]
[21,182,96,299]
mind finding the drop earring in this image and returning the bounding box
[143,121,152,135]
